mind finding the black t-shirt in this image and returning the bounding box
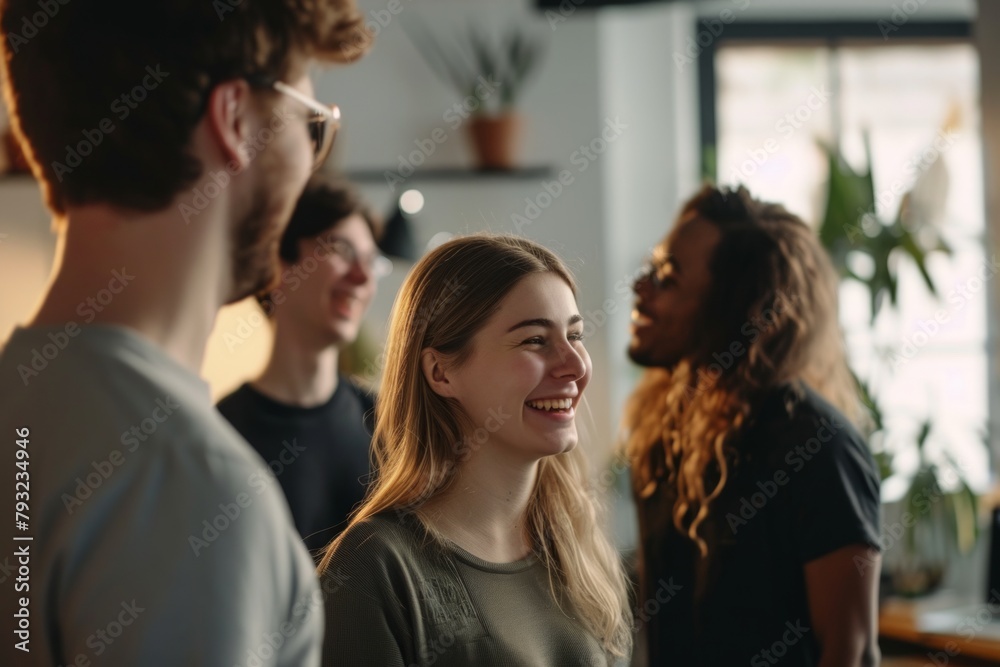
[635,382,881,667]
[217,376,374,557]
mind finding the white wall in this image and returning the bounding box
[302,0,620,465]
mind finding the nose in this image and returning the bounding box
[551,336,588,381]
[633,269,652,296]
[344,258,372,286]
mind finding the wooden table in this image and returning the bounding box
[880,595,1000,665]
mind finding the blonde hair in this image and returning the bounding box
[624,185,861,556]
[319,233,633,658]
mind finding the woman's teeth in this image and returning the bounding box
[526,398,573,411]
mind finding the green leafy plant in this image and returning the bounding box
[892,423,980,596]
[404,20,545,115]
[817,134,982,596]
[817,135,950,322]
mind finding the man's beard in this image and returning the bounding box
[628,336,683,370]
[225,189,281,305]
[225,143,305,305]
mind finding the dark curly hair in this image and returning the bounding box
[623,184,860,555]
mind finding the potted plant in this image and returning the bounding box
[405,21,544,169]
[816,133,983,596]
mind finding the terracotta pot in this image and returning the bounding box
[466,114,521,170]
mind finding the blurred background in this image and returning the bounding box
[3,0,1000,663]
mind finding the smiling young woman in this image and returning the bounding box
[317,233,632,666]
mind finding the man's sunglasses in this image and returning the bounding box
[270,81,341,172]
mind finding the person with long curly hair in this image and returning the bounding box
[624,185,881,666]
[318,234,633,666]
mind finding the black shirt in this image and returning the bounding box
[635,382,881,667]
[217,376,374,557]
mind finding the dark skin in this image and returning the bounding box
[629,215,880,667]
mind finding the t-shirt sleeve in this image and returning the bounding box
[321,583,406,667]
[784,414,882,563]
[319,522,409,667]
[57,445,323,666]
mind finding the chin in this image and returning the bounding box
[226,196,288,304]
[325,321,359,346]
[629,340,680,370]
[627,341,654,367]
[536,432,578,458]
[226,251,280,305]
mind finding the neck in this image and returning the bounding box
[252,322,339,407]
[423,448,539,563]
[29,202,233,374]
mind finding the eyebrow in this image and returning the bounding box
[506,315,584,333]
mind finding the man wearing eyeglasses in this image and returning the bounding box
[218,177,388,558]
[0,1,367,666]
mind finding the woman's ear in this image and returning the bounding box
[421,348,456,398]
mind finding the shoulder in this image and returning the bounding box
[324,511,426,568]
[342,376,375,407]
[320,510,433,600]
[753,385,882,559]
[215,383,253,415]
[786,385,874,472]
[749,384,872,469]
[339,375,377,429]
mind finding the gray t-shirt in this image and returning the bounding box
[0,324,322,666]
[319,510,615,667]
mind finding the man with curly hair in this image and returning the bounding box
[624,185,881,666]
[0,1,370,664]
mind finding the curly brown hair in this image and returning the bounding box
[1,0,369,216]
[623,184,861,555]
